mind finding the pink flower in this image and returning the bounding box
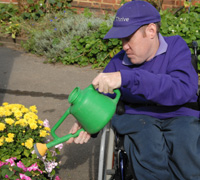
[55,176,61,180]
[43,119,50,128]
[19,173,32,180]
[27,163,42,174]
[5,157,17,166]
[0,161,6,167]
[17,161,27,171]
[5,175,9,178]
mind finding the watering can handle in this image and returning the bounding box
[47,128,84,149]
[113,89,121,105]
[51,108,72,139]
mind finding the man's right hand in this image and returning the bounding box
[66,121,91,145]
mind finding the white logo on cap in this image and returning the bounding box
[115,16,129,22]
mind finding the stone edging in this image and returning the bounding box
[0,36,27,49]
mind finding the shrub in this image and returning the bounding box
[22,11,115,67]
[160,4,200,68]
[63,22,122,68]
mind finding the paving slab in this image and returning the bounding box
[0,46,103,180]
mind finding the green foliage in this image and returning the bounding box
[1,1,200,69]
[63,22,122,68]
[160,4,200,68]
[22,12,115,68]
[19,0,73,21]
[0,4,19,21]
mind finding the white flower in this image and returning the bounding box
[44,160,58,173]
[55,143,63,151]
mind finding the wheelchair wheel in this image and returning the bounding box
[98,123,116,180]
[98,123,134,180]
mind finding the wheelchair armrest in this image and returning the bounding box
[116,100,125,115]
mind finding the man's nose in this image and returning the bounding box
[122,40,129,51]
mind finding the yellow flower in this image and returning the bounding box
[44,127,51,132]
[38,120,44,125]
[0,137,4,146]
[0,123,6,131]
[14,110,23,119]
[5,137,14,143]
[4,110,12,116]
[24,112,38,121]
[29,123,38,130]
[7,133,15,138]
[27,118,36,125]
[21,143,24,146]
[2,102,9,106]
[15,119,27,127]
[40,130,49,137]
[21,107,29,113]
[29,105,38,113]
[5,118,15,125]
[25,138,33,149]
[0,107,5,117]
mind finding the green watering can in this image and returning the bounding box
[34,84,120,157]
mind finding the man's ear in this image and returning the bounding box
[146,23,157,39]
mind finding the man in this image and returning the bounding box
[67,1,200,179]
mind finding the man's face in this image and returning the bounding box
[121,24,157,65]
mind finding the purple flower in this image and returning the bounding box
[50,19,53,22]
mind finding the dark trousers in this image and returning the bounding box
[112,114,200,180]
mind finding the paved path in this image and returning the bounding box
[0,46,102,180]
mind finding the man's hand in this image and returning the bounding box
[66,121,91,144]
[92,72,122,94]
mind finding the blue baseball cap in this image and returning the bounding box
[104,0,161,39]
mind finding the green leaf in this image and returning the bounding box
[49,0,56,4]
[13,166,22,172]
[57,2,62,8]
[27,0,34,4]
[25,171,32,176]
[24,149,30,157]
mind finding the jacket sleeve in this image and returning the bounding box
[120,36,198,106]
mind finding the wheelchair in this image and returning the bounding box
[98,41,199,180]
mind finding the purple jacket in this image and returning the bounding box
[103,34,200,119]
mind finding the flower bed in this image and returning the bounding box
[0,103,62,180]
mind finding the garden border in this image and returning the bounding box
[0,35,26,49]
